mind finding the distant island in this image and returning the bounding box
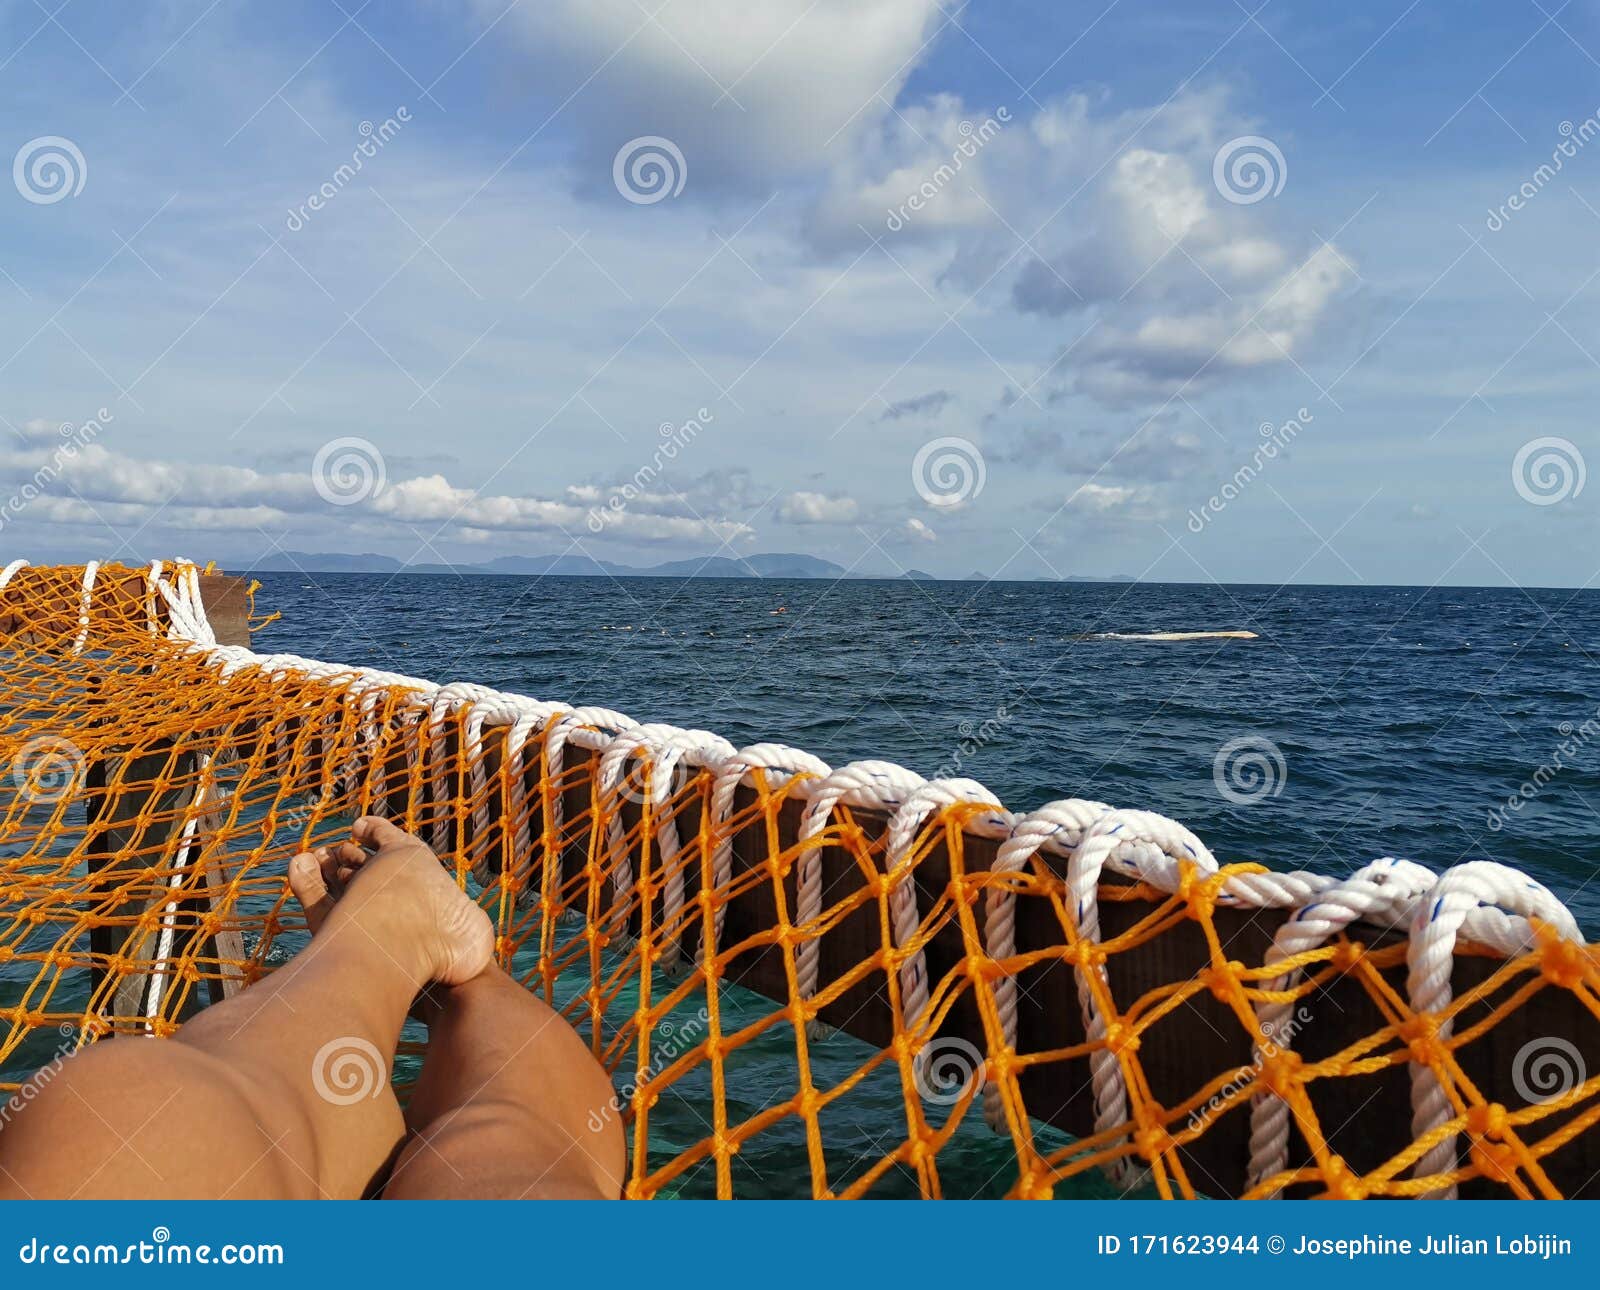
[236,550,1138,583]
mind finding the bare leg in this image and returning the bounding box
[383,969,624,1199]
[0,817,493,1200]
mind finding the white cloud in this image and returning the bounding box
[0,445,752,547]
[473,0,946,194]
[903,516,936,542]
[1066,483,1138,513]
[8,419,72,448]
[779,490,859,523]
[809,85,1353,407]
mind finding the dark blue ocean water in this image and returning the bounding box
[251,575,1600,1194]
[253,573,1600,929]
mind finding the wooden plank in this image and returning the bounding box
[84,574,254,1024]
[197,574,252,648]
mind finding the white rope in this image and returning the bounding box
[0,558,31,591]
[71,560,99,655]
[1244,857,1436,1196]
[794,760,927,1035]
[1067,809,1220,1189]
[703,743,831,964]
[982,798,1110,1130]
[885,779,1009,1030]
[1406,861,1581,1198]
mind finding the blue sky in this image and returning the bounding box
[1,0,1597,584]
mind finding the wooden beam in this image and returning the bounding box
[85,574,253,1026]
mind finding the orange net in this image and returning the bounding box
[2,560,1599,1199]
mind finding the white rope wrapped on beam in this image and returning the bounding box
[884,779,1009,1044]
[103,558,1585,1196]
[794,759,927,1037]
[702,743,831,968]
[1066,809,1221,1189]
[1406,861,1581,1198]
[1245,856,1437,1196]
[982,798,1110,1130]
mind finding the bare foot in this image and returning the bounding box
[289,816,495,990]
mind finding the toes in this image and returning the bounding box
[353,815,415,852]
[326,841,366,885]
[288,850,336,934]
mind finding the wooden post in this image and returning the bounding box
[85,574,253,1028]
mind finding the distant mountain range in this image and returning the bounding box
[236,550,1137,582]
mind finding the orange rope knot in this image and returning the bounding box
[1103,1021,1140,1057]
[1539,928,1590,990]
[1330,939,1365,973]
[1397,1013,1449,1069]
[1199,960,1247,1006]
[1258,1048,1303,1098]
[1319,1153,1368,1200]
